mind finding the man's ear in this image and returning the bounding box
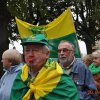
[46,50,50,58]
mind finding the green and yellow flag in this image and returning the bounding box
[16,8,81,58]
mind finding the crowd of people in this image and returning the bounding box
[0,23,100,100]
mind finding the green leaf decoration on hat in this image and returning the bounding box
[29,26,47,37]
[29,26,44,34]
[15,17,48,45]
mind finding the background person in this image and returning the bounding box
[82,54,93,67]
[10,33,79,100]
[89,50,100,100]
[58,40,97,100]
[0,49,22,100]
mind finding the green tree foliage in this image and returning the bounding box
[7,0,71,24]
[72,0,100,53]
[0,0,11,77]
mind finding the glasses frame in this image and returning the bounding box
[57,48,73,53]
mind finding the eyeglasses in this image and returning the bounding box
[57,48,73,53]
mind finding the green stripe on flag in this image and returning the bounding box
[48,33,81,58]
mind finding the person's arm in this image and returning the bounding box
[85,67,97,90]
[93,73,100,89]
[95,81,100,89]
[76,62,97,99]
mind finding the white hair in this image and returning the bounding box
[2,49,22,65]
[92,50,100,58]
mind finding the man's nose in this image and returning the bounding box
[28,50,35,55]
[59,50,65,55]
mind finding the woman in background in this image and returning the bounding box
[0,49,23,100]
[89,50,100,100]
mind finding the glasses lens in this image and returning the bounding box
[58,48,72,53]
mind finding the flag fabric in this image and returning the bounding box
[10,59,79,100]
[16,7,81,58]
[45,8,81,58]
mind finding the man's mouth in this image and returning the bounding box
[27,58,34,63]
[60,57,66,59]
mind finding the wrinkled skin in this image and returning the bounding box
[23,44,49,74]
[58,41,74,67]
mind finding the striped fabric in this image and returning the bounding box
[10,59,79,100]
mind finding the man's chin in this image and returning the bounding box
[59,59,67,64]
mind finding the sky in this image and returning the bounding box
[78,40,87,57]
[9,40,87,57]
[9,40,23,54]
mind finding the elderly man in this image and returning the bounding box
[10,33,79,100]
[58,40,97,100]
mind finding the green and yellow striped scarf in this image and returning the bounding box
[10,59,79,100]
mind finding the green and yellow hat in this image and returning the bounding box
[15,17,48,45]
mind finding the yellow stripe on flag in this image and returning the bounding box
[16,8,75,40]
[15,17,34,38]
[45,8,76,39]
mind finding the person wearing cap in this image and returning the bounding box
[0,49,23,100]
[89,50,100,100]
[9,24,79,99]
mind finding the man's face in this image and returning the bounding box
[93,56,100,66]
[23,44,49,69]
[58,42,74,66]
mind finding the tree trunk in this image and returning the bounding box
[84,40,93,54]
[0,0,11,78]
[0,18,10,78]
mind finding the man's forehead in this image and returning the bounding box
[58,42,71,48]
